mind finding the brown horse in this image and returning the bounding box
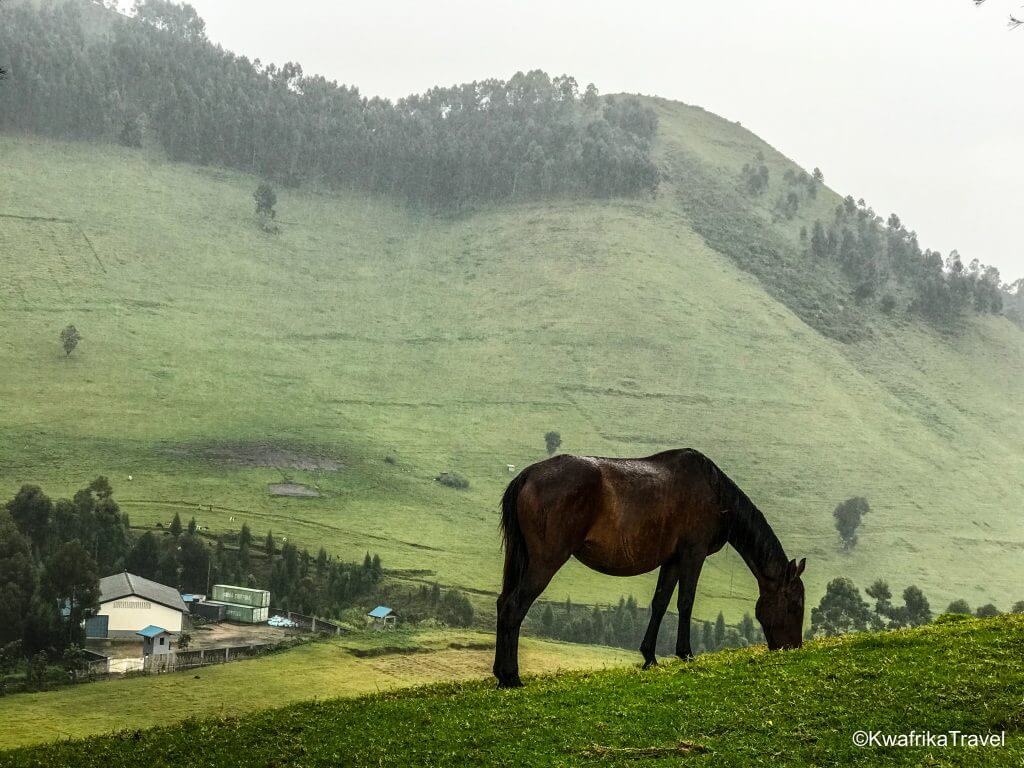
[493,449,806,687]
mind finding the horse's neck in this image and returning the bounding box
[725,502,788,588]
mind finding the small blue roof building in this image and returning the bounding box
[367,606,397,630]
[137,625,174,655]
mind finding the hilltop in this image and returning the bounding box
[2,616,1021,766]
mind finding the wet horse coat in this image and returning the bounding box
[493,449,806,688]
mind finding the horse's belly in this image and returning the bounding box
[573,536,673,577]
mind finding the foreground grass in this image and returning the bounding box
[0,630,632,750]
[3,617,1021,766]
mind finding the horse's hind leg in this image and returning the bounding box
[640,559,680,669]
[493,559,563,688]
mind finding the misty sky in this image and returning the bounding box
[182,0,1023,280]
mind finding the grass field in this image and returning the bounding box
[0,96,1021,621]
[0,629,632,750]
[2,616,1020,766]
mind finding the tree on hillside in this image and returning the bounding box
[1010,601,1024,614]
[541,604,554,634]
[125,531,161,580]
[865,580,895,628]
[132,0,208,41]
[808,577,873,637]
[178,533,210,593]
[714,611,727,649]
[40,541,99,647]
[6,485,52,553]
[945,598,972,615]
[741,153,770,195]
[900,585,932,627]
[169,512,182,538]
[254,182,278,232]
[975,603,1001,618]
[264,530,275,557]
[0,511,36,645]
[544,431,562,456]
[833,497,870,551]
[59,325,81,357]
[810,221,829,259]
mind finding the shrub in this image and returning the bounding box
[975,604,1001,618]
[435,472,469,490]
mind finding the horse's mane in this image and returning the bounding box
[700,454,788,580]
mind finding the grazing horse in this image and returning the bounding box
[493,449,806,688]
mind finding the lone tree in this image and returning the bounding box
[59,325,81,357]
[833,496,870,550]
[254,182,278,231]
[945,598,972,615]
[544,431,562,456]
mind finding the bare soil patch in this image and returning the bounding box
[268,483,320,498]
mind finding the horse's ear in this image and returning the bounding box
[795,557,806,578]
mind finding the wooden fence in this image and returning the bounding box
[142,641,285,674]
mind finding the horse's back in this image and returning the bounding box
[514,450,716,576]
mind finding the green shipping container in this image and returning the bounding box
[211,584,270,608]
[212,601,269,624]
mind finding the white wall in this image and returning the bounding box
[98,598,184,634]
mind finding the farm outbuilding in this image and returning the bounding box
[368,606,397,630]
[88,572,189,639]
[137,625,174,656]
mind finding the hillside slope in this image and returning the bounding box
[2,616,1021,766]
[0,96,1021,620]
[0,630,631,750]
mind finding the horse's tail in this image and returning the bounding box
[499,469,529,595]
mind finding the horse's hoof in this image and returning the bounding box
[496,676,523,689]
[641,658,658,670]
[676,651,695,661]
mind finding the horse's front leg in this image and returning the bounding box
[674,549,706,660]
[639,559,680,669]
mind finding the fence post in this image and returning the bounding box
[312,616,317,632]
[199,649,204,664]
[225,646,229,662]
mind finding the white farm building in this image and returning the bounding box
[87,572,189,639]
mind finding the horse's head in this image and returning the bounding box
[755,557,806,650]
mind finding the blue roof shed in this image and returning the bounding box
[136,624,170,639]
[368,606,393,618]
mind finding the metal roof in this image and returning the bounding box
[99,572,188,613]
[136,625,170,638]
[367,606,394,618]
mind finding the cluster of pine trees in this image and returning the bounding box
[120,513,384,617]
[0,1,660,207]
[804,196,1005,326]
[527,596,763,656]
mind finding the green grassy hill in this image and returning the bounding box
[2,616,1021,766]
[1,95,1021,621]
[0,629,631,750]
